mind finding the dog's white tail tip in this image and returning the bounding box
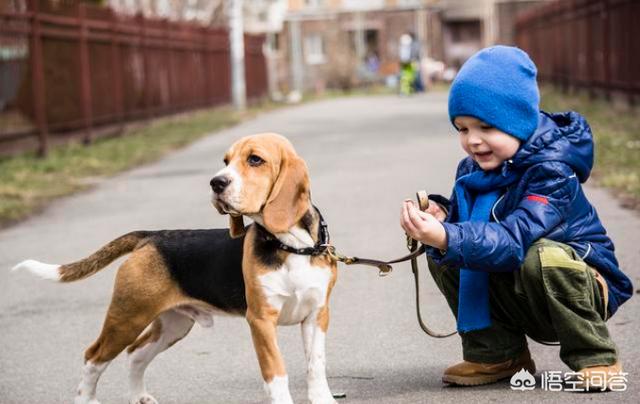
[12,259,62,281]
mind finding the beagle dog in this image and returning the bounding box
[13,133,338,404]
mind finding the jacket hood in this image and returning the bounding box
[511,111,594,182]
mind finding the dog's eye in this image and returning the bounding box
[247,154,264,167]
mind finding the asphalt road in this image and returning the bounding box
[1,92,638,403]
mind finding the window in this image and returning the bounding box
[304,34,325,65]
[449,20,481,43]
[267,32,280,52]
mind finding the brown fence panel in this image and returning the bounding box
[515,0,640,103]
[245,33,268,100]
[0,0,267,156]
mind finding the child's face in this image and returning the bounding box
[454,116,521,171]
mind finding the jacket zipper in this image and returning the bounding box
[581,242,592,260]
[491,194,506,223]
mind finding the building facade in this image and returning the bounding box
[438,0,552,69]
[266,0,438,95]
[265,0,550,96]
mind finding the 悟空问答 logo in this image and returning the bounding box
[510,368,536,391]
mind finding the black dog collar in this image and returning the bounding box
[256,206,330,256]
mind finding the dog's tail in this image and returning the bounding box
[12,231,152,283]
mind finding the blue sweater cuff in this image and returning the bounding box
[427,223,464,266]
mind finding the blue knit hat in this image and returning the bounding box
[448,46,540,141]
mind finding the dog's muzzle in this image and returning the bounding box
[211,195,238,216]
[210,179,242,217]
[210,175,231,194]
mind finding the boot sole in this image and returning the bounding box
[442,362,536,387]
[442,370,517,386]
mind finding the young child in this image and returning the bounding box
[400,45,633,389]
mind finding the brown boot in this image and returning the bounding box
[442,349,536,386]
[576,362,623,391]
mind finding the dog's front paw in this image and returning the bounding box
[74,397,100,404]
[309,397,337,404]
[264,375,294,404]
[308,388,337,404]
[269,393,294,404]
[270,396,294,404]
[129,393,159,404]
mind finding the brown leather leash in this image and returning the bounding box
[326,192,563,345]
[326,190,457,338]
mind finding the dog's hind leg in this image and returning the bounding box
[75,245,185,404]
[126,309,195,404]
[74,361,109,404]
[76,307,154,404]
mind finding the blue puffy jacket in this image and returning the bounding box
[429,111,633,316]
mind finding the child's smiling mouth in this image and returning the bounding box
[473,150,493,161]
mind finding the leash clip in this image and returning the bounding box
[377,264,392,277]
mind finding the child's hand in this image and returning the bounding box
[400,200,447,250]
[424,200,447,222]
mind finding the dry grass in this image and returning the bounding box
[0,103,276,227]
[540,86,640,209]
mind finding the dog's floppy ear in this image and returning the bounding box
[229,215,246,238]
[262,155,310,234]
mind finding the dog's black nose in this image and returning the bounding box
[210,176,231,194]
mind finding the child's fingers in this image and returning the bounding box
[407,203,428,227]
[404,199,414,205]
[409,201,435,221]
[425,203,441,216]
[400,204,408,229]
[401,203,414,228]
[401,203,419,235]
[427,204,447,221]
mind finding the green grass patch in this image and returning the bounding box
[540,87,640,209]
[0,102,280,227]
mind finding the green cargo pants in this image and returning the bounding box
[427,238,618,371]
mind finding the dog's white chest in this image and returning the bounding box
[258,254,332,325]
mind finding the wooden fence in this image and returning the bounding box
[0,0,268,156]
[515,0,640,104]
